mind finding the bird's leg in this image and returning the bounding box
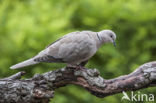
[80,60,88,67]
[75,60,88,70]
[66,60,88,70]
[75,65,86,71]
[66,64,77,69]
[66,64,85,70]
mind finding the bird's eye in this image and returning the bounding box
[110,35,113,38]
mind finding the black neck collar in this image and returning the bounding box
[97,33,101,41]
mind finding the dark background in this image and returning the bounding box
[0,0,156,103]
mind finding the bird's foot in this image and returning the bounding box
[75,65,86,71]
[66,64,87,71]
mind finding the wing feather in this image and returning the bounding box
[46,31,80,48]
[34,55,65,63]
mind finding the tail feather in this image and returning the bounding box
[10,58,39,69]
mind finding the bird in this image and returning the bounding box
[10,30,116,69]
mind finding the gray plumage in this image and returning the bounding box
[10,30,116,69]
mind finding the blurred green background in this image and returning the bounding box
[0,0,156,103]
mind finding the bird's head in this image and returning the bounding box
[97,30,116,47]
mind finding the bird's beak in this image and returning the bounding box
[113,40,116,47]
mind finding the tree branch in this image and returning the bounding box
[0,61,156,103]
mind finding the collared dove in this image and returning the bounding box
[10,30,116,69]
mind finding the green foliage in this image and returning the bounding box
[0,0,156,103]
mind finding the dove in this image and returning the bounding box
[10,30,116,69]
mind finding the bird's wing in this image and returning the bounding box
[34,54,65,63]
[46,31,80,48]
[34,31,97,63]
[34,31,81,63]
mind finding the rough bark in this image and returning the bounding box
[0,61,156,103]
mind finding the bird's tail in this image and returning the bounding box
[10,58,39,69]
